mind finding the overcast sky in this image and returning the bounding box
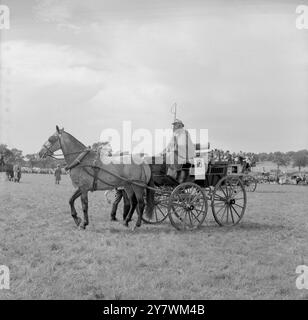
[0,0,307,155]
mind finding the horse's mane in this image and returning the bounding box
[63,131,87,149]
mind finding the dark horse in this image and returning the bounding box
[38,126,155,230]
[0,156,14,181]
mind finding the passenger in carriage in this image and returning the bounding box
[162,119,195,183]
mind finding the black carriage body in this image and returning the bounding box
[149,157,243,189]
[196,162,243,188]
[143,156,248,228]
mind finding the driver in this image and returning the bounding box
[162,119,195,183]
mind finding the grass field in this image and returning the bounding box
[0,173,308,300]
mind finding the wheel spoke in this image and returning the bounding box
[220,206,227,222]
[230,204,241,218]
[215,204,226,216]
[188,212,193,226]
[221,186,229,198]
[156,205,166,217]
[233,203,244,209]
[226,206,229,224]
[190,210,201,223]
[213,194,226,202]
[229,206,235,223]
[188,188,198,203]
[153,207,158,221]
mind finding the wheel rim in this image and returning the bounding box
[168,182,208,230]
[211,176,247,226]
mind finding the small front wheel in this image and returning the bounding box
[211,176,247,226]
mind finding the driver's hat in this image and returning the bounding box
[172,119,184,127]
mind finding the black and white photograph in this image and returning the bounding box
[0,0,308,304]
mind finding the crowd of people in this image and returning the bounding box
[208,149,257,166]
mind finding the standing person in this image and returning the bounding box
[13,163,21,182]
[162,119,195,183]
[54,164,62,184]
[109,188,137,222]
[110,188,124,221]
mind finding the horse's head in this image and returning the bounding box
[38,126,64,159]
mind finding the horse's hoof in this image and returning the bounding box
[123,221,129,227]
[78,222,87,230]
[74,217,82,227]
[110,217,118,222]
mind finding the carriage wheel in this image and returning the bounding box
[242,175,257,192]
[168,182,208,231]
[142,187,170,224]
[211,176,247,226]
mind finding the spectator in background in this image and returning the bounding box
[54,164,62,184]
[226,151,232,163]
[0,154,5,166]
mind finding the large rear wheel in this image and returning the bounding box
[211,176,247,226]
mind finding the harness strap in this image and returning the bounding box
[92,166,100,191]
[82,166,116,191]
[65,148,91,171]
[80,163,154,190]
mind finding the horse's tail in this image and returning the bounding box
[145,174,155,219]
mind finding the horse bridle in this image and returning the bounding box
[42,132,87,163]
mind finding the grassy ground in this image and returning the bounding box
[0,173,307,300]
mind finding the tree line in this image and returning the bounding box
[0,144,65,169]
[257,150,308,172]
[1,143,307,172]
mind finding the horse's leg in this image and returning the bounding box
[69,189,82,226]
[132,187,145,228]
[122,191,130,221]
[123,190,136,222]
[123,187,135,227]
[80,191,89,229]
[125,193,138,223]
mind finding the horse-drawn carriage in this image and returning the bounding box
[141,156,249,230]
[39,127,253,232]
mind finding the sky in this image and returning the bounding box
[0,0,307,155]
